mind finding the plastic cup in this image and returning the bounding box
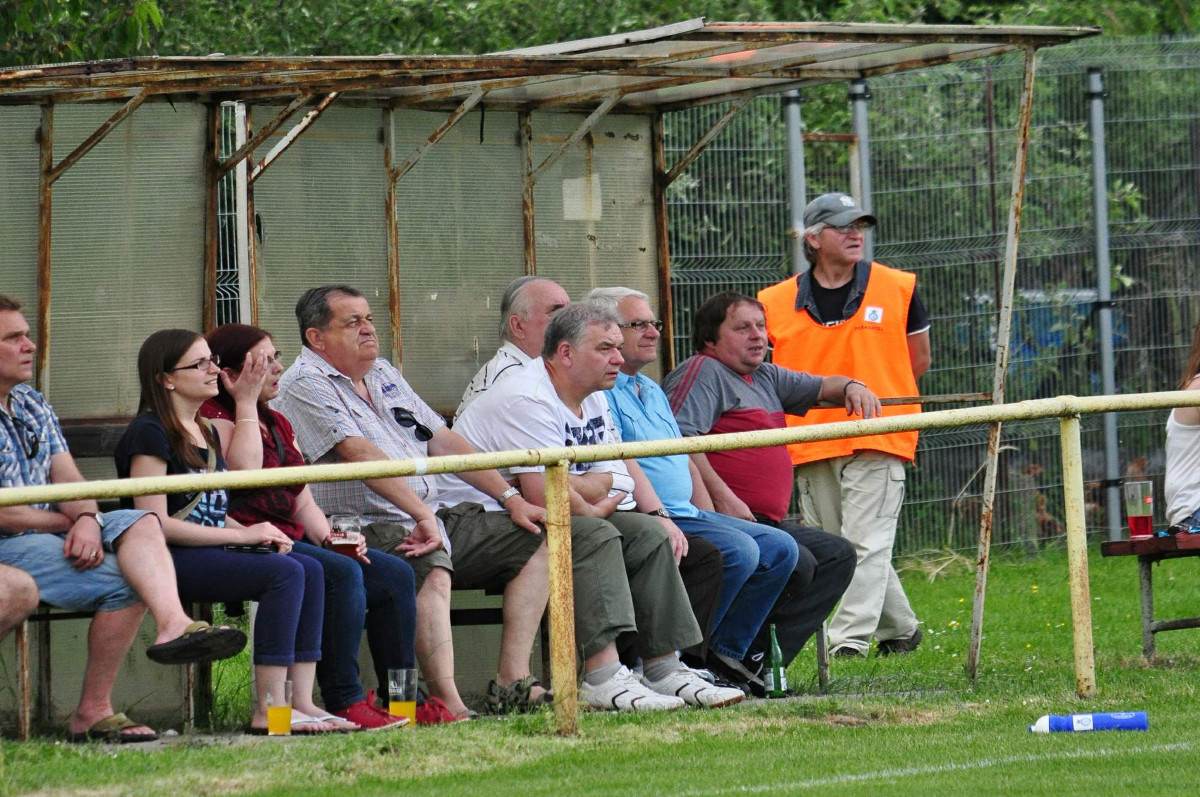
[1123,480,1154,539]
[329,514,364,557]
[266,680,293,736]
[387,668,418,728]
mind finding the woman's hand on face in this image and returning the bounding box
[241,522,293,553]
[221,350,271,407]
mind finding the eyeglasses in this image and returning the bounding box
[618,319,664,332]
[10,415,39,459]
[828,221,872,236]
[391,406,433,442]
[169,354,220,372]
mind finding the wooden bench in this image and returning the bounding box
[1100,533,1200,659]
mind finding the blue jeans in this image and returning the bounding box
[672,511,798,659]
[293,540,416,712]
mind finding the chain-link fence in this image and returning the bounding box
[665,37,1200,554]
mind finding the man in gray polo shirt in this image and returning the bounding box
[275,285,553,720]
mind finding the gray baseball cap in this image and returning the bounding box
[803,192,876,228]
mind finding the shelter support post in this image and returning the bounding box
[244,107,259,325]
[784,90,808,275]
[383,107,402,365]
[248,91,339,184]
[520,111,536,275]
[1060,413,1097,697]
[848,79,874,262]
[46,89,147,185]
[203,103,220,333]
[217,93,312,180]
[543,460,578,736]
[390,87,485,182]
[35,104,53,394]
[652,113,674,371]
[967,47,1038,681]
[531,91,620,182]
[1087,68,1121,541]
[663,95,751,185]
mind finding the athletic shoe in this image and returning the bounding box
[331,698,404,731]
[830,645,868,659]
[707,651,766,698]
[642,665,745,709]
[580,665,685,712]
[877,626,923,657]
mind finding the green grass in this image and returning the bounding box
[4,546,1200,796]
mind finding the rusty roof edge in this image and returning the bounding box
[494,17,708,55]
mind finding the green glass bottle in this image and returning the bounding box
[764,623,787,698]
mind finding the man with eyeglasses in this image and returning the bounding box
[0,294,246,742]
[756,192,929,659]
[274,285,553,721]
[588,286,855,695]
[454,276,570,423]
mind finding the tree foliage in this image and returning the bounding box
[1,0,1194,67]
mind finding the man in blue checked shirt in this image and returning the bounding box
[588,286,856,695]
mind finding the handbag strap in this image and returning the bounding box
[171,418,219,521]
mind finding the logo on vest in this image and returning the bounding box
[864,306,884,324]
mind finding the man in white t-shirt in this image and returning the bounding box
[447,302,745,711]
[454,276,569,423]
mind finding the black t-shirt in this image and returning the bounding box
[114,412,230,526]
[809,275,930,333]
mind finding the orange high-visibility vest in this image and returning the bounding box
[757,262,921,466]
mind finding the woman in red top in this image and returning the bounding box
[202,324,419,729]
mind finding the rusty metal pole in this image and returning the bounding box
[519,111,537,275]
[35,103,53,394]
[203,103,220,333]
[967,47,1038,681]
[383,107,403,366]
[651,112,675,372]
[1060,413,1097,697]
[542,459,577,735]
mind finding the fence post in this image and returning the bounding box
[784,90,808,275]
[1087,67,1122,542]
[1060,413,1098,698]
[848,79,873,262]
[543,459,578,735]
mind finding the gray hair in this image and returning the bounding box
[498,276,552,342]
[543,301,620,360]
[801,221,826,264]
[295,284,364,348]
[584,286,649,316]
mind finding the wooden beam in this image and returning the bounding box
[390,87,484,182]
[244,107,259,326]
[383,107,403,366]
[652,113,675,373]
[530,91,621,183]
[202,103,220,333]
[216,93,311,179]
[543,460,578,736]
[35,104,53,395]
[664,95,751,185]
[248,91,339,184]
[520,111,536,275]
[46,89,147,184]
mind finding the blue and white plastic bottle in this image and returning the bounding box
[1029,711,1148,733]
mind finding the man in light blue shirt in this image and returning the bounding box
[591,286,855,692]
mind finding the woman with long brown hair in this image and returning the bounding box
[115,329,346,733]
[202,323,415,729]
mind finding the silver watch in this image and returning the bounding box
[497,486,521,504]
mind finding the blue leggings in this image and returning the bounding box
[170,547,324,666]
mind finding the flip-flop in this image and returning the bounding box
[68,712,158,744]
[290,713,341,735]
[146,621,247,665]
[309,712,362,733]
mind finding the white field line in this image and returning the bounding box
[680,741,1193,795]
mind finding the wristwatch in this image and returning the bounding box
[646,507,670,518]
[497,486,521,505]
[77,511,103,526]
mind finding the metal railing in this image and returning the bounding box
[5,390,1199,734]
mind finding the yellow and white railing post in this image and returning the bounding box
[542,459,578,735]
[1059,413,1097,698]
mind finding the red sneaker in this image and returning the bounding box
[333,697,408,731]
[415,695,459,725]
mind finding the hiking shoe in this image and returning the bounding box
[876,627,923,657]
[642,666,745,709]
[485,676,553,715]
[331,698,404,731]
[830,645,868,659]
[580,665,685,712]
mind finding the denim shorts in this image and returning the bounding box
[0,509,151,612]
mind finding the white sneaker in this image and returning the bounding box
[580,665,686,712]
[642,665,746,709]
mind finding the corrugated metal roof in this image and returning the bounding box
[0,18,1099,111]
